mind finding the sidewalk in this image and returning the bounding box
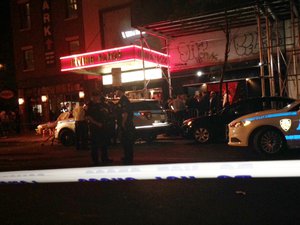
[0,130,44,143]
[0,131,182,144]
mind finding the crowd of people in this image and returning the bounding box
[165,91,232,126]
[0,109,20,137]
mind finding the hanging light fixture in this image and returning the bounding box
[79,91,85,98]
[41,95,48,102]
[18,98,25,105]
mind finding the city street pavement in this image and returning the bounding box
[0,131,300,225]
[0,130,44,143]
[0,130,183,143]
[0,131,190,172]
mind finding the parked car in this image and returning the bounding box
[36,112,71,135]
[54,99,171,146]
[181,96,295,144]
[228,100,300,155]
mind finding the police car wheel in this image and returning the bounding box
[253,128,285,155]
[194,127,211,144]
[60,129,75,146]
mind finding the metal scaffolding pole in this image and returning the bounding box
[275,19,284,96]
[266,15,276,96]
[257,4,266,97]
[290,0,299,98]
[140,33,148,98]
[165,39,172,98]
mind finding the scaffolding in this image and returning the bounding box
[136,32,172,97]
[256,0,300,98]
[135,0,300,99]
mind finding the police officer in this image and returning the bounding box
[86,92,113,166]
[72,100,88,150]
[115,87,135,165]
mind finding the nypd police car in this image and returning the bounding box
[228,100,300,155]
[55,99,170,146]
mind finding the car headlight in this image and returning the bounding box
[187,121,192,126]
[229,120,251,128]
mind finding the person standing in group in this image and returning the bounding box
[85,91,113,166]
[72,100,88,150]
[115,86,135,165]
[209,91,218,115]
[172,94,186,125]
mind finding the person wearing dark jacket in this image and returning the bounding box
[86,92,113,166]
[209,91,218,115]
[115,87,135,165]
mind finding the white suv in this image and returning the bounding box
[55,99,171,146]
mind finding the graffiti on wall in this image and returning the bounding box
[177,40,219,65]
[233,28,283,57]
[233,32,259,57]
[170,25,284,71]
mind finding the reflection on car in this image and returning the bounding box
[228,100,300,155]
[181,97,295,144]
[54,99,171,146]
[36,112,71,135]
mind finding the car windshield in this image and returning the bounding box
[220,98,295,115]
[285,100,300,111]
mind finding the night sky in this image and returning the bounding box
[0,0,16,105]
[0,0,11,55]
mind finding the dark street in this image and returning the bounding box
[0,133,300,225]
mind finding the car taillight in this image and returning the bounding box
[141,112,152,120]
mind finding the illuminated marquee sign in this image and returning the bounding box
[60,45,169,72]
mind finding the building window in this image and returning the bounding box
[19,2,31,30]
[65,0,78,19]
[22,47,34,71]
[68,40,80,54]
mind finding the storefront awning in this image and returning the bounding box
[60,45,169,75]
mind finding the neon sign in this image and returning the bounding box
[60,45,169,72]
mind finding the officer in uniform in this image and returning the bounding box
[72,100,88,150]
[115,87,135,165]
[86,92,113,166]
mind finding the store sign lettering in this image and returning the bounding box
[71,51,122,67]
[60,45,169,72]
[42,0,55,65]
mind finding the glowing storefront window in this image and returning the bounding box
[103,75,113,85]
[102,68,162,85]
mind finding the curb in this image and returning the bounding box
[0,134,44,143]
